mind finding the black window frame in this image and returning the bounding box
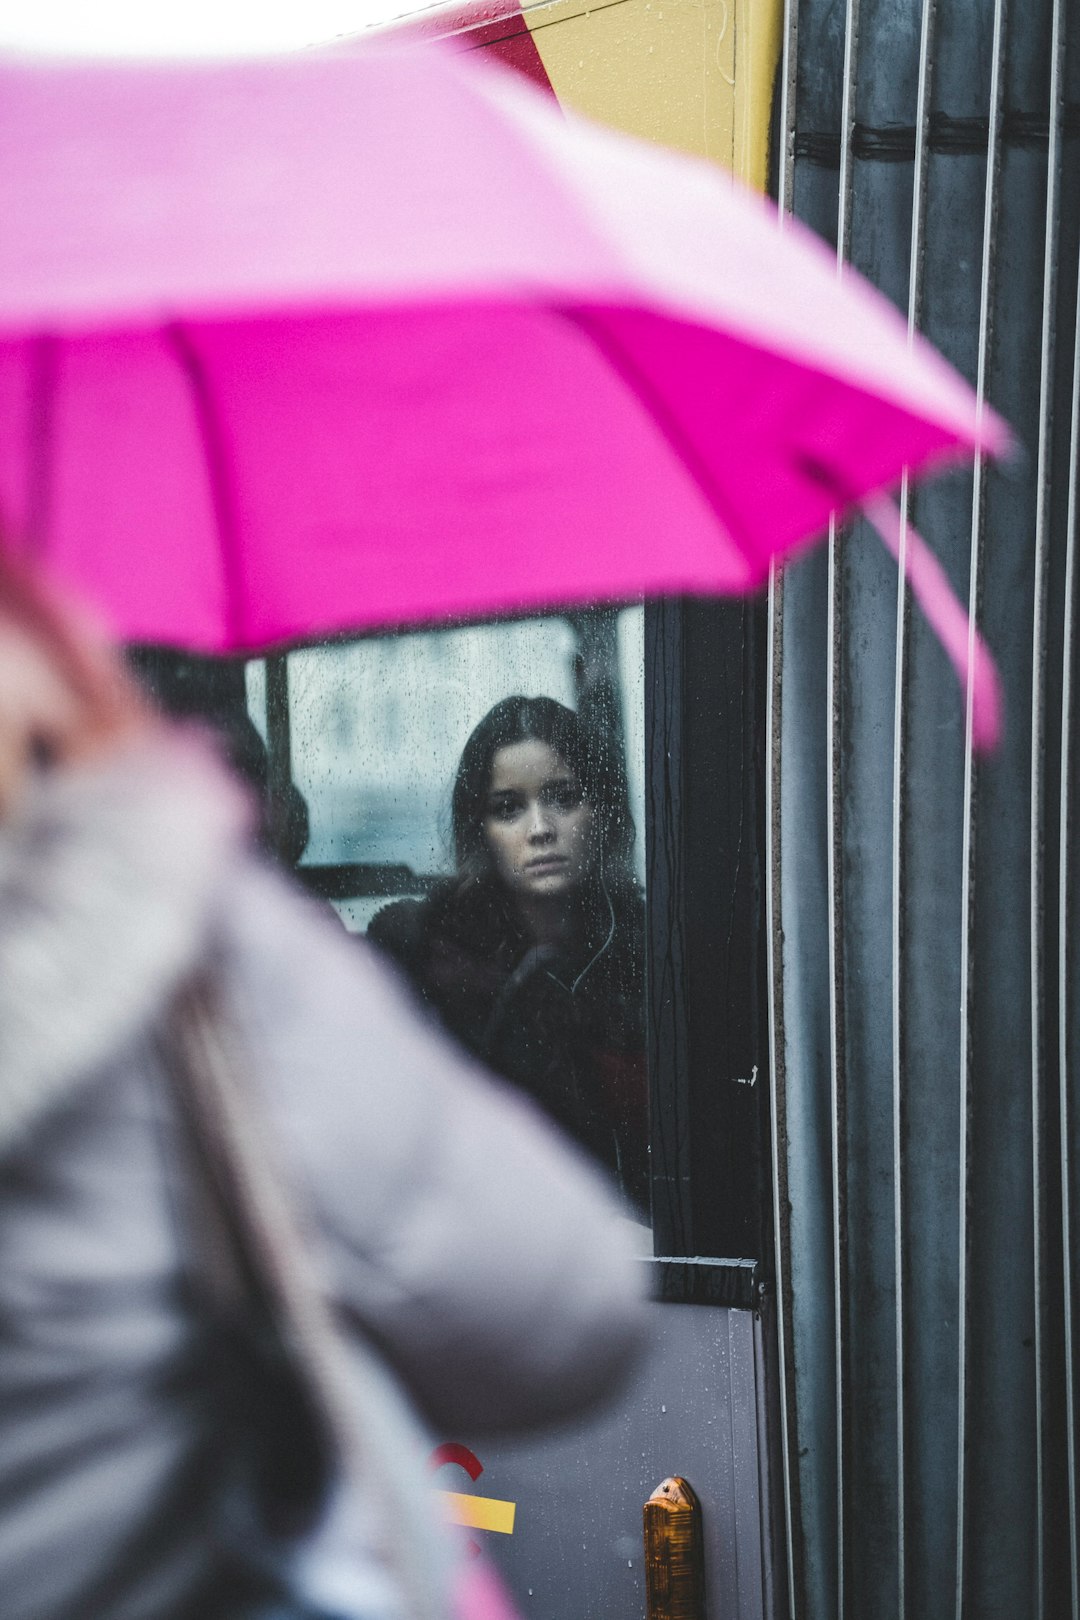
[131,598,773,1307]
[644,597,772,1308]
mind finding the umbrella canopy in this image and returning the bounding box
[0,44,1007,737]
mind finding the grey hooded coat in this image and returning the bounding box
[0,735,648,1620]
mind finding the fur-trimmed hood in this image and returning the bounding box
[0,731,249,1154]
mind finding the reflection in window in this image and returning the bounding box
[290,617,577,897]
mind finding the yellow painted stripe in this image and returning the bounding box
[438,1490,517,1535]
[733,0,785,191]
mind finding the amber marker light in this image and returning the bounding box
[643,1476,706,1620]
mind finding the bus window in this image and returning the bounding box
[134,598,770,1279]
[251,610,650,1212]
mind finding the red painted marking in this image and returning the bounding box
[429,1443,485,1556]
[429,1442,483,1481]
[385,2,559,101]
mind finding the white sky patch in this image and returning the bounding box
[0,0,438,56]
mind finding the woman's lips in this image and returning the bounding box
[524,855,567,872]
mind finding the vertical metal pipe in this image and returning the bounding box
[766,560,798,1620]
[890,10,936,1617]
[828,5,859,1613]
[905,0,934,336]
[769,0,801,1605]
[956,1,1006,1613]
[1059,229,1080,1620]
[775,0,798,221]
[265,652,293,857]
[835,0,859,268]
[1030,9,1065,1616]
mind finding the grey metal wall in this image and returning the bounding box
[767,1,1080,1616]
[471,1303,772,1620]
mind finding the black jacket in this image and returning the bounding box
[368,877,647,1207]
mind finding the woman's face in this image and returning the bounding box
[482,738,595,903]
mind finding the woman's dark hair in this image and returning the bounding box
[451,694,636,885]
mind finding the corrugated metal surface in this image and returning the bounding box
[768,1,1080,1615]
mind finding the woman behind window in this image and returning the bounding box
[368,695,648,1209]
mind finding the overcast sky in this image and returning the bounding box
[0,0,435,55]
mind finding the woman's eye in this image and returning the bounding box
[486,797,522,821]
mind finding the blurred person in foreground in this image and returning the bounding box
[0,550,649,1620]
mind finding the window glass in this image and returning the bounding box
[248,609,647,1210]
[293,618,576,880]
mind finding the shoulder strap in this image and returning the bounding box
[161,966,452,1620]
[163,970,341,1531]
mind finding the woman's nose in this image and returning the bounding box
[526,803,555,839]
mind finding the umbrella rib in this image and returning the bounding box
[165,322,246,647]
[558,306,754,571]
[26,335,58,557]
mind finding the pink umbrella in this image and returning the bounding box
[0,44,1007,742]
